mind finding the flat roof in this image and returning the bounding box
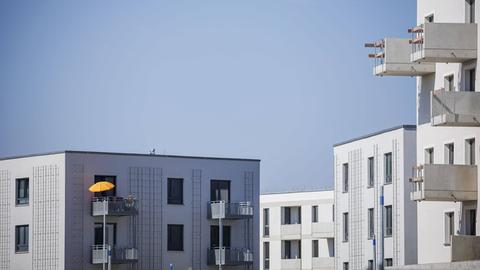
[0,150,261,162]
[333,124,416,147]
[261,188,333,195]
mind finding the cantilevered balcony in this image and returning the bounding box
[431,89,480,126]
[410,164,477,202]
[91,197,138,217]
[365,38,434,76]
[207,201,253,220]
[91,245,138,264]
[206,248,253,266]
[409,23,477,63]
[312,222,334,238]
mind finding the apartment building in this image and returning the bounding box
[0,150,260,270]
[259,190,335,270]
[333,126,417,270]
[365,0,480,265]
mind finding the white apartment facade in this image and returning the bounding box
[0,150,260,270]
[334,126,417,270]
[259,190,335,270]
[366,0,480,265]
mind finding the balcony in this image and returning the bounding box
[365,38,434,76]
[281,224,301,239]
[409,23,477,63]
[281,258,301,269]
[206,248,253,266]
[91,245,138,264]
[410,164,477,202]
[92,197,138,216]
[451,235,480,262]
[312,222,334,238]
[431,89,480,126]
[312,257,335,269]
[207,201,253,220]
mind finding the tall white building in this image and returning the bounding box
[366,0,480,265]
[0,150,260,270]
[333,126,417,270]
[259,190,335,270]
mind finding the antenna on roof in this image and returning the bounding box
[149,148,156,155]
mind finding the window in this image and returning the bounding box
[264,242,270,269]
[425,14,434,23]
[282,240,301,259]
[444,74,455,91]
[343,212,349,242]
[283,206,301,224]
[167,178,183,204]
[94,175,116,197]
[343,262,349,270]
[384,153,392,184]
[466,68,476,91]
[385,258,393,267]
[466,209,476,235]
[210,180,230,202]
[263,208,270,236]
[94,223,116,246]
[368,208,374,239]
[312,240,319,258]
[367,157,374,187]
[210,225,231,248]
[15,225,28,252]
[445,212,454,245]
[368,260,374,270]
[168,224,184,251]
[467,0,476,23]
[16,178,29,205]
[312,205,318,223]
[385,206,392,237]
[342,163,349,192]
[445,143,455,165]
[466,139,476,165]
[425,148,434,164]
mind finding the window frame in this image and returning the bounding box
[342,163,349,193]
[312,239,319,258]
[312,205,318,223]
[444,211,454,246]
[367,157,374,188]
[264,241,270,269]
[15,225,29,253]
[445,143,455,165]
[368,208,374,239]
[465,138,476,165]
[15,178,29,205]
[425,147,434,164]
[263,208,270,237]
[384,153,393,184]
[384,205,393,237]
[167,224,184,251]
[210,180,231,202]
[167,178,184,205]
[343,212,349,242]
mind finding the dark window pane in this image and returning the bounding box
[168,178,184,204]
[15,225,29,252]
[168,224,184,251]
[16,178,29,205]
[384,153,392,184]
[210,225,231,248]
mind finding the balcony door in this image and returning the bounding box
[94,223,116,247]
[94,175,116,197]
[210,225,231,248]
[210,180,230,202]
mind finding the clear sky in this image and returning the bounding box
[0,0,417,193]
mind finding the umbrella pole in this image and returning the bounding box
[103,197,106,270]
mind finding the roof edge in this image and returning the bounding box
[0,150,261,162]
[333,124,416,147]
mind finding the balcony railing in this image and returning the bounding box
[281,224,301,239]
[431,89,480,126]
[410,164,477,202]
[409,23,477,63]
[92,196,138,217]
[207,201,253,219]
[312,222,334,238]
[365,38,434,76]
[91,245,138,264]
[451,235,480,262]
[312,257,335,269]
[206,248,253,266]
[281,258,301,269]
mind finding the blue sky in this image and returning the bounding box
[0,0,416,192]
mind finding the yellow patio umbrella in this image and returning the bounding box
[88,181,115,193]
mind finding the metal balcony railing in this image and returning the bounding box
[409,23,477,63]
[206,248,253,266]
[91,245,138,264]
[207,201,253,219]
[431,88,480,126]
[91,196,138,216]
[410,164,477,202]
